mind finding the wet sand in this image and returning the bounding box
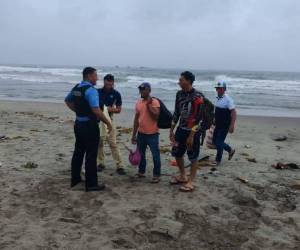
[0,100,299,250]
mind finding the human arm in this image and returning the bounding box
[229,109,237,133]
[170,93,180,143]
[147,98,160,120]
[86,87,112,132]
[107,91,122,114]
[186,96,204,149]
[107,106,122,114]
[228,97,236,134]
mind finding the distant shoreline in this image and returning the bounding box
[1,99,300,120]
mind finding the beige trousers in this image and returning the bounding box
[97,118,123,168]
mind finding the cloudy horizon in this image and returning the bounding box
[0,0,300,72]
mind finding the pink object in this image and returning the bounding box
[170,159,178,167]
[128,147,141,166]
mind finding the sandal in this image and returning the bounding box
[151,177,160,184]
[170,176,188,185]
[179,183,194,192]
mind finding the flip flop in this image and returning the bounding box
[228,149,236,161]
[169,176,188,185]
[179,184,194,192]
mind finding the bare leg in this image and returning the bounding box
[176,157,187,180]
[179,161,198,192]
[189,160,198,184]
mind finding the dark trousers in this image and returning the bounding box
[212,128,232,163]
[137,132,161,177]
[71,121,99,188]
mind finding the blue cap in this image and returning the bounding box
[138,82,151,90]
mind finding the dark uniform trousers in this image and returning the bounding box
[71,120,99,187]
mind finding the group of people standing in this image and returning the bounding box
[65,67,237,192]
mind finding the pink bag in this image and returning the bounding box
[123,144,141,166]
[128,147,141,166]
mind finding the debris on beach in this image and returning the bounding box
[21,162,38,169]
[160,146,171,153]
[236,177,249,184]
[150,217,183,239]
[240,152,250,157]
[272,135,288,141]
[184,155,211,168]
[246,157,257,163]
[30,129,40,132]
[244,145,251,149]
[289,181,300,190]
[117,127,132,134]
[271,162,299,170]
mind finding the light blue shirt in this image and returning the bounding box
[65,81,100,121]
[215,94,235,110]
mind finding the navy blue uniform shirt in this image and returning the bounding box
[98,88,122,107]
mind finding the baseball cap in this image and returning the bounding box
[215,81,227,89]
[104,74,114,81]
[138,82,151,90]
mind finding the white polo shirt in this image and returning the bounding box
[215,94,235,110]
[214,94,235,129]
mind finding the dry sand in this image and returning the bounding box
[0,100,300,250]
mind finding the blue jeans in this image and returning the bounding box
[137,133,161,177]
[213,128,232,163]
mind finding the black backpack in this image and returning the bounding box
[154,98,173,129]
[200,97,215,131]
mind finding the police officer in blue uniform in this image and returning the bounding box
[65,67,112,192]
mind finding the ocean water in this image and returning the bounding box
[0,64,300,117]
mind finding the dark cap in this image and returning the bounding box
[104,74,114,81]
[138,82,151,90]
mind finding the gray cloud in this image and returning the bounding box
[0,0,299,71]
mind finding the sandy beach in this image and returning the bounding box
[0,100,299,250]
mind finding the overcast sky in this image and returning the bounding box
[0,0,299,71]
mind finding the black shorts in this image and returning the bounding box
[171,127,201,162]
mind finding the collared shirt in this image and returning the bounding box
[98,88,122,107]
[215,94,235,110]
[214,94,235,129]
[65,81,100,122]
[135,98,160,134]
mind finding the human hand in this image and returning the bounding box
[169,131,175,144]
[107,106,114,113]
[186,134,194,150]
[107,123,113,133]
[131,135,137,145]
